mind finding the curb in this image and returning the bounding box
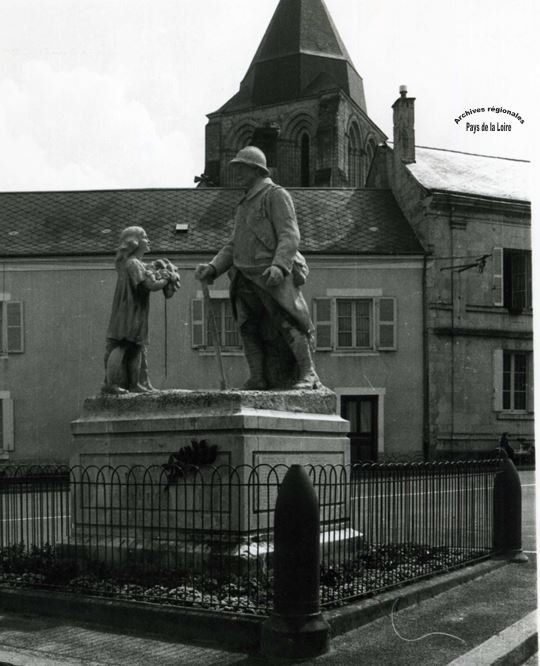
[325,559,507,637]
[0,644,99,666]
[0,586,262,652]
[0,559,507,652]
[447,610,538,666]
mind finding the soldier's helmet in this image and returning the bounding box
[229,146,270,174]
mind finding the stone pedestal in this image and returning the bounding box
[70,389,357,567]
[71,388,348,469]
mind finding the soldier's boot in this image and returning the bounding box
[241,332,268,390]
[286,328,321,390]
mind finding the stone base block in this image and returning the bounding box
[70,388,352,548]
[71,388,349,470]
[63,525,363,573]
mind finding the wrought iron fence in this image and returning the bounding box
[0,459,501,615]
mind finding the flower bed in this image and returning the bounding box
[0,542,490,615]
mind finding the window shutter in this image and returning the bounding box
[1,397,14,451]
[191,299,205,348]
[6,302,23,353]
[313,298,333,350]
[493,248,503,306]
[492,349,503,411]
[378,298,397,350]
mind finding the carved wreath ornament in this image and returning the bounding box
[162,439,218,483]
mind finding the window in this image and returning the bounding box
[251,124,279,168]
[191,298,241,350]
[348,122,362,187]
[0,300,24,354]
[503,351,528,411]
[300,132,310,187]
[313,297,396,351]
[0,392,14,451]
[337,299,372,349]
[493,350,533,413]
[493,248,532,312]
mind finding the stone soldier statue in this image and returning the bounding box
[195,146,320,390]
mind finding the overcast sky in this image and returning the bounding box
[0,0,535,192]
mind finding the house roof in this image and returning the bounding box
[0,187,424,258]
[217,0,366,113]
[406,146,530,202]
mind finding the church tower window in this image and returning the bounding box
[300,132,310,186]
[348,123,362,187]
[251,124,280,168]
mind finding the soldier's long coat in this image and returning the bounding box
[209,177,314,335]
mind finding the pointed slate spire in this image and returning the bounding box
[219,0,366,112]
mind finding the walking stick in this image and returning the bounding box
[201,281,228,390]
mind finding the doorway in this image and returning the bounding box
[340,395,379,462]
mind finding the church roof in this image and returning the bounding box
[407,146,530,202]
[217,0,366,113]
[0,188,423,258]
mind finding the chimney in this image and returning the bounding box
[392,85,416,164]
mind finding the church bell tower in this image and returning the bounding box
[203,0,386,187]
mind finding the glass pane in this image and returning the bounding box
[514,389,527,410]
[514,353,527,375]
[355,300,371,347]
[337,300,353,347]
[223,301,239,347]
[192,323,203,347]
[337,301,352,318]
[345,401,358,431]
[338,330,352,347]
[359,400,372,433]
[513,353,527,409]
[511,252,526,309]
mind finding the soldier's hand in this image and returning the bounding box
[195,264,216,283]
[263,265,284,287]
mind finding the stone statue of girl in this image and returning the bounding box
[102,226,180,394]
